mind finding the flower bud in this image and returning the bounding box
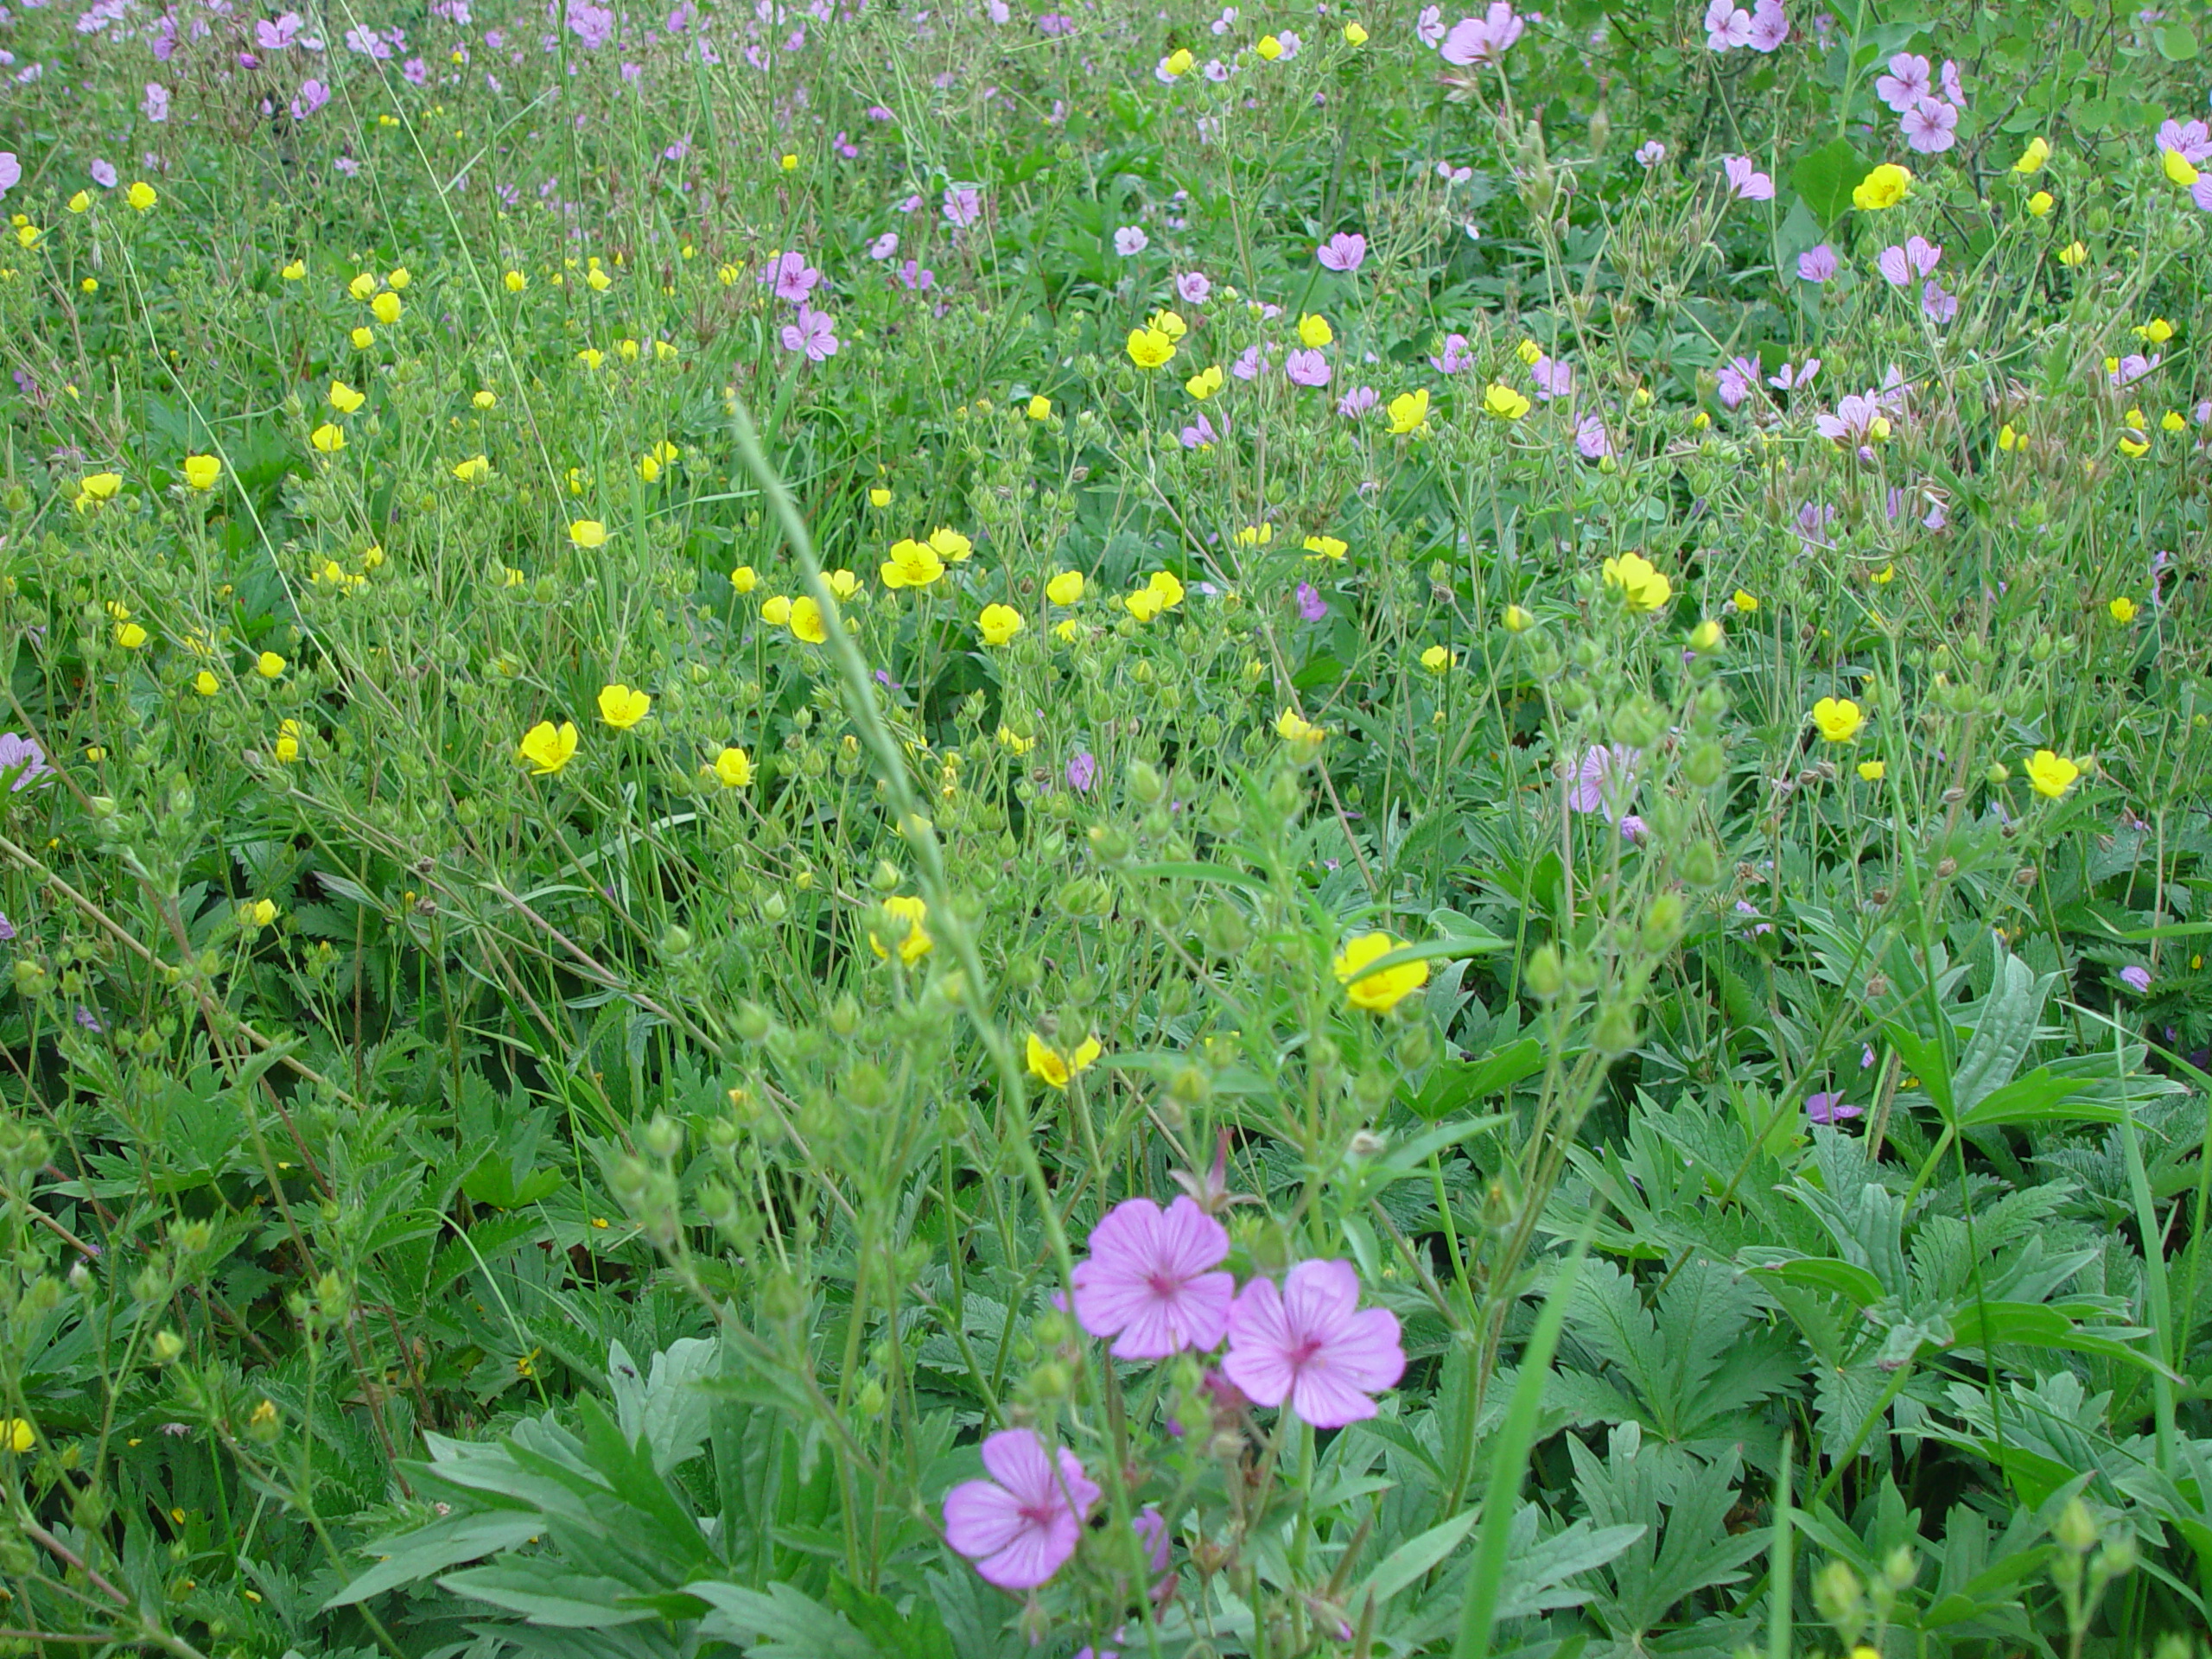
[150,1330,186,1364]
[1525,944,1564,999]
[2055,1496,2097,1553]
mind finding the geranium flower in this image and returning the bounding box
[1722,156,1773,199]
[942,1430,1099,1589]
[1874,51,1929,112]
[779,304,839,361]
[1071,1196,1233,1356]
[1317,232,1367,271]
[1901,97,1958,155]
[1222,1260,1405,1427]
[1877,235,1940,287]
[1437,1,1523,64]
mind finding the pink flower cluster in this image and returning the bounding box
[1875,53,1964,155]
[1419,2,1524,65]
[1702,0,1787,52]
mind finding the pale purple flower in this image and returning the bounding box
[2120,964,2152,995]
[1071,1196,1234,1357]
[1574,414,1611,459]
[2156,118,2211,164]
[1286,348,1331,388]
[1635,139,1666,168]
[1113,226,1148,257]
[1274,29,1300,56]
[1338,385,1377,418]
[1861,1045,1878,1068]
[1317,232,1367,271]
[1175,270,1212,303]
[91,159,118,188]
[779,303,838,360]
[1437,2,1524,65]
[893,259,934,291]
[760,251,821,303]
[257,10,302,48]
[1295,582,1327,621]
[1746,0,1788,50]
[0,153,16,198]
[1722,155,1773,200]
[1816,392,1882,442]
[1180,412,1221,450]
[1735,899,1775,937]
[1939,57,1965,105]
[0,914,13,942]
[1567,744,1638,817]
[1415,4,1446,45]
[1901,97,1958,155]
[290,78,329,118]
[74,1006,103,1033]
[0,734,50,791]
[1795,501,1838,551]
[1797,244,1838,283]
[1066,751,1098,791]
[942,184,982,227]
[868,232,899,260]
[1702,0,1751,49]
[1437,161,1473,184]
[1920,279,1956,324]
[2194,177,2212,213]
[1221,1260,1405,1429]
[1805,1091,1862,1123]
[1231,344,1269,382]
[1530,354,1572,400]
[142,81,171,121]
[1429,332,1472,374]
[1877,235,1940,287]
[1717,354,1759,410]
[2110,353,2159,389]
[1874,52,1929,113]
[943,1429,1099,1589]
[1768,358,1818,391]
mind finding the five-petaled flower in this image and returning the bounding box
[1071,1196,1232,1356]
[1027,1031,1103,1090]
[518,720,578,775]
[870,894,932,963]
[1811,696,1864,742]
[2025,749,2079,799]
[942,1430,1099,1589]
[1333,931,1427,1012]
[597,683,651,729]
[1222,1259,1406,1427]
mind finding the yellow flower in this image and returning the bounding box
[4,1419,33,1453]
[1126,587,1164,621]
[760,595,793,626]
[518,720,578,774]
[1027,394,1052,419]
[825,569,861,600]
[576,347,604,370]
[779,152,799,171]
[1601,552,1671,613]
[1161,47,1194,76]
[730,565,758,594]
[67,190,91,213]
[1420,645,1453,672]
[710,746,753,787]
[586,267,612,291]
[1502,603,1534,632]
[281,259,305,280]
[1333,931,1429,1013]
[881,538,946,589]
[1026,1032,1103,1088]
[1811,696,1864,742]
[2109,596,2139,624]
[2013,137,2050,174]
[348,272,378,301]
[598,683,651,729]
[452,454,490,482]
[1276,709,1325,743]
[2025,749,2079,799]
[1147,570,1185,610]
[2136,317,2174,344]
[1046,570,1085,605]
[2118,410,2149,458]
[181,454,221,491]
[504,270,527,291]
[789,596,828,644]
[328,379,365,413]
[1484,383,1533,421]
[1255,32,1283,59]
[977,603,1024,645]
[127,181,157,212]
[1387,388,1429,435]
[569,519,607,549]
[1857,760,1886,782]
[929,527,974,563]
[869,894,932,963]
[1185,364,1224,400]
[2163,410,2187,431]
[1516,339,1543,365]
[238,899,277,928]
[1234,524,1272,546]
[2057,240,2088,266]
[79,471,123,501]
[1998,423,2024,452]
[274,718,304,763]
[1852,162,1912,210]
[350,326,374,349]
[1342,20,1368,43]
[1152,308,1188,340]
[115,621,149,649]
[255,651,285,679]
[1688,618,1723,652]
[868,486,893,507]
[1297,313,1332,348]
[309,423,346,454]
[1304,534,1348,561]
[192,671,219,696]
[387,267,410,290]
[1126,327,1177,369]
[371,291,402,324]
[1732,588,1759,613]
[2026,190,2054,217]
[2164,149,2200,188]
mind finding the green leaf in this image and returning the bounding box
[1744,1255,1886,1308]
[438,1563,660,1628]
[2157,21,2198,59]
[323,1512,547,1608]
[1955,1067,2118,1130]
[1792,137,1864,225]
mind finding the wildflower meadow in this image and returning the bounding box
[2,0,2212,1652]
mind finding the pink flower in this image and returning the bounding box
[1721,155,1773,200]
[1113,225,1149,256]
[1295,582,1328,621]
[1635,139,1666,168]
[1767,358,1818,391]
[942,1429,1099,1588]
[290,78,328,118]
[1437,2,1523,64]
[1876,235,1939,287]
[1286,348,1331,388]
[1717,354,1759,410]
[1176,270,1212,303]
[1919,278,1956,324]
[142,81,171,121]
[779,303,839,361]
[1900,96,1957,155]
[2195,176,2212,213]
[1746,0,1788,50]
[2156,118,2211,164]
[0,153,17,198]
[1702,0,1751,49]
[2109,353,2159,388]
[1071,1196,1235,1357]
[760,250,821,303]
[1797,243,1837,283]
[1530,354,1572,400]
[1805,1091,1861,1123]
[1429,332,1472,374]
[257,10,302,48]
[1317,232,1367,272]
[1180,412,1221,449]
[1939,57,1965,105]
[1415,4,1446,45]
[1337,385,1377,418]
[1567,744,1638,817]
[1573,414,1611,459]
[1231,343,1270,381]
[1222,1259,1404,1428]
[868,232,899,260]
[1874,51,1929,113]
[942,184,982,227]
[90,159,118,188]
[1815,391,1882,442]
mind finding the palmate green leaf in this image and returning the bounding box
[437,1562,661,1629]
[324,1512,547,1608]
[684,1581,879,1659]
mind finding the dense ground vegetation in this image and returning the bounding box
[1,0,2210,1652]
